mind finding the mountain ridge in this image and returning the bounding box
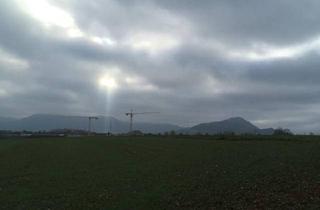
[0,114,181,134]
[0,114,275,135]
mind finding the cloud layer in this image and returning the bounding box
[1,0,320,133]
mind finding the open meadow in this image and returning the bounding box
[1,135,320,209]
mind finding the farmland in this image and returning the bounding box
[1,136,320,209]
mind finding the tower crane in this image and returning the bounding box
[88,116,98,135]
[125,109,159,132]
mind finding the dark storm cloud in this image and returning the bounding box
[1,0,320,133]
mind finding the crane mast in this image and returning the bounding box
[125,109,159,133]
[88,116,98,135]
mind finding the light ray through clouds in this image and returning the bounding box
[97,68,119,119]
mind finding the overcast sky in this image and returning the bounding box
[1,0,320,132]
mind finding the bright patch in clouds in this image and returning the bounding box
[125,76,158,92]
[0,48,29,71]
[19,0,74,28]
[230,43,301,61]
[97,66,157,93]
[99,75,118,91]
[91,36,117,47]
[0,89,8,97]
[18,0,83,37]
[229,35,320,61]
[18,0,119,45]
[126,32,180,53]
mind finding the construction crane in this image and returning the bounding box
[106,118,112,136]
[88,116,98,135]
[125,109,159,133]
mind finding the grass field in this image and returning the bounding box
[1,136,320,209]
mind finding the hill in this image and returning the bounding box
[182,117,274,135]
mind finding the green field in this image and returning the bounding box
[1,136,320,209]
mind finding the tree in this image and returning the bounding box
[169,130,176,136]
[273,128,293,136]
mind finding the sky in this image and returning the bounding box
[1,0,320,133]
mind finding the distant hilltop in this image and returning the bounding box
[181,117,274,135]
[0,114,275,135]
